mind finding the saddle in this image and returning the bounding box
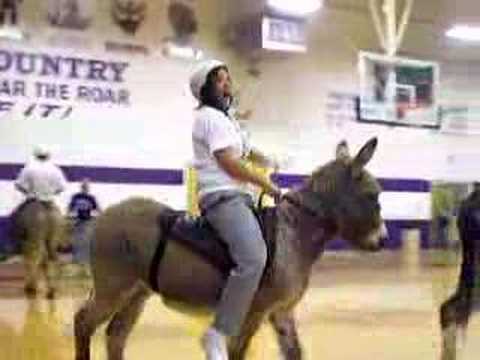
[149,205,277,292]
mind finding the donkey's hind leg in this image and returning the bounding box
[106,283,151,360]
[23,233,45,297]
[42,252,59,300]
[270,309,303,360]
[44,208,64,299]
[74,292,119,360]
[440,289,472,360]
[74,274,139,360]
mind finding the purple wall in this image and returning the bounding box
[0,163,431,252]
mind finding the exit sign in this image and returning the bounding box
[261,16,307,53]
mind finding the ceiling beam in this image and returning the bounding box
[324,0,437,26]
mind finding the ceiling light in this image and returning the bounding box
[162,41,204,60]
[0,26,25,41]
[446,25,480,42]
[267,0,323,17]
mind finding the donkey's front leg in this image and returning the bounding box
[228,312,266,360]
[270,309,302,360]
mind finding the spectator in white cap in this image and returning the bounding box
[190,59,281,360]
[15,145,67,202]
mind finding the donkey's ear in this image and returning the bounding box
[336,140,350,160]
[351,137,378,177]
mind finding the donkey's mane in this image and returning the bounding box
[306,160,346,194]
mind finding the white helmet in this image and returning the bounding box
[189,59,226,100]
[33,144,51,158]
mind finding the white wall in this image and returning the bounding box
[3,0,479,176]
[2,1,479,220]
[240,50,480,182]
[0,0,239,214]
[0,0,241,168]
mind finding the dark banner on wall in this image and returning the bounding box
[46,0,94,30]
[0,0,22,27]
[111,0,147,35]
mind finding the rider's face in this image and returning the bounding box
[214,68,232,98]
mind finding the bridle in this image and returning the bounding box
[258,188,331,221]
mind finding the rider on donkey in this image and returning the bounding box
[13,145,67,297]
[190,59,281,359]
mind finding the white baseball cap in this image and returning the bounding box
[33,144,51,158]
[189,59,226,100]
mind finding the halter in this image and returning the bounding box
[258,188,331,221]
[282,190,332,221]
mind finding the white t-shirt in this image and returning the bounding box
[192,106,251,198]
[15,159,68,202]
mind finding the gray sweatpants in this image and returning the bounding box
[200,190,267,337]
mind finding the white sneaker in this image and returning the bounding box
[201,327,229,360]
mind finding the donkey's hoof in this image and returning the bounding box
[46,288,56,300]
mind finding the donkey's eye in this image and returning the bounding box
[353,171,364,181]
[365,193,379,203]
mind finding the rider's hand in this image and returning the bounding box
[265,183,282,203]
[268,156,281,173]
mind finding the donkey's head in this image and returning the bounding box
[306,137,383,251]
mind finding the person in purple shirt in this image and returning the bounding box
[68,178,99,271]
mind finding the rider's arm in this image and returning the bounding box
[14,182,29,195]
[91,196,101,217]
[67,194,77,218]
[14,166,31,195]
[247,148,279,170]
[202,109,280,197]
[214,148,280,197]
[54,166,68,194]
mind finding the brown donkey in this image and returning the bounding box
[10,199,64,299]
[74,137,384,360]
